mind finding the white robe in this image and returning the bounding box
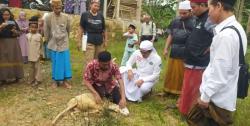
[120,50,162,102]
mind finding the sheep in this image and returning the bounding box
[52,93,129,125]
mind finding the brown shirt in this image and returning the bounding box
[44,12,71,52]
[26,33,43,62]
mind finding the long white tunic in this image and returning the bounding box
[120,50,162,101]
[200,16,247,111]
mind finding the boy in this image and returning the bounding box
[26,16,43,86]
[121,24,138,66]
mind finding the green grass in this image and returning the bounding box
[93,37,250,126]
[0,37,249,126]
[105,37,189,126]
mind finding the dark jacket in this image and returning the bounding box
[167,16,196,59]
[184,11,214,67]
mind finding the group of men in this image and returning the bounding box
[163,0,247,125]
[44,0,247,125]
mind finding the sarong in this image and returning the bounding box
[50,49,72,81]
[178,68,204,116]
[164,58,184,94]
[0,38,24,81]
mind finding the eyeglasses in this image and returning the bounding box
[140,50,150,54]
[3,13,10,16]
[179,12,190,15]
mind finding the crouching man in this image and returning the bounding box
[83,51,127,110]
[120,40,162,102]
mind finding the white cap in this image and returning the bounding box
[91,0,100,3]
[140,40,153,51]
[179,0,192,10]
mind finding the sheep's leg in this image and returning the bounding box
[51,102,77,126]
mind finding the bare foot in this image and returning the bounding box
[63,81,72,89]
[51,83,58,89]
[32,81,41,87]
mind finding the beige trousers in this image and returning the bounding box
[29,61,41,82]
[84,43,104,68]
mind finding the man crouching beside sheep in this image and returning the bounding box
[83,51,129,113]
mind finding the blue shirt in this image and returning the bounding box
[124,33,138,52]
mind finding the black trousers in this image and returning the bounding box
[93,84,121,104]
[140,35,153,42]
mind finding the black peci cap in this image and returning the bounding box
[29,16,39,25]
[128,24,136,29]
[220,0,236,6]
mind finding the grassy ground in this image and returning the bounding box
[0,37,250,126]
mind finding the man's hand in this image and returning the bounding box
[103,39,108,48]
[135,79,144,88]
[150,36,155,42]
[197,97,209,109]
[127,70,134,81]
[94,93,103,104]
[77,41,81,51]
[163,48,168,58]
[119,98,126,109]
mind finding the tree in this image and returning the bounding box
[234,0,245,22]
[235,0,250,25]
[247,16,250,39]
[142,0,177,29]
[241,0,250,41]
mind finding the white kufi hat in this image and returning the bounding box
[140,40,153,51]
[179,0,192,10]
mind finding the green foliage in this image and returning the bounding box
[142,0,177,29]
[240,0,250,29]
[95,108,121,126]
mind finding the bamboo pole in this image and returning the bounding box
[103,0,108,18]
[116,0,120,19]
[136,0,142,21]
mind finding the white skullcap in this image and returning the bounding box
[179,0,192,10]
[91,0,100,3]
[140,40,153,51]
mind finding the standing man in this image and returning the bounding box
[84,51,127,110]
[178,0,214,116]
[140,15,157,42]
[44,0,72,88]
[120,40,162,102]
[79,0,107,67]
[163,0,195,95]
[188,0,247,125]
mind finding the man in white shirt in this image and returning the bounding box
[140,15,157,42]
[188,0,247,125]
[120,40,162,102]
